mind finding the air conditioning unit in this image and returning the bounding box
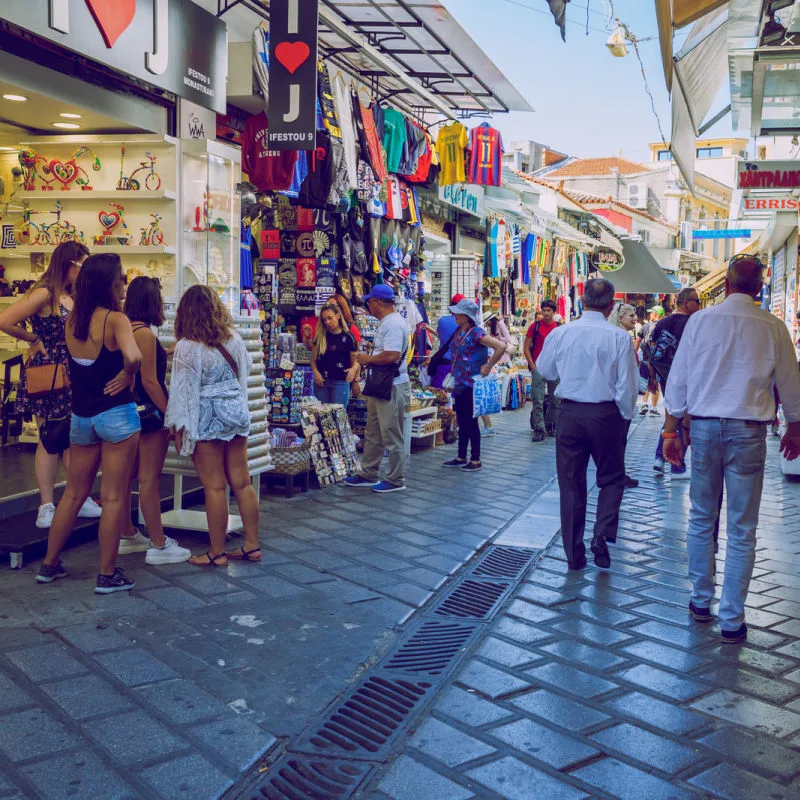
[627,182,647,209]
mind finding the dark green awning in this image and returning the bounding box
[597,240,677,294]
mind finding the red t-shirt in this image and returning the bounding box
[241,112,298,192]
[526,320,559,364]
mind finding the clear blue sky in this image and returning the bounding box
[444,0,731,163]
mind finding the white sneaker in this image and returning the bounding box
[78,496,103,518]
[653,459,665,473]
[639,405,649,416]
[145,536,192,565]
[36,503,56,529]
[118,530,151,554]
[480,428,496,437]
[671,471,691,481]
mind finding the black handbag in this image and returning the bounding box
[137,403,164,434]
[40,353,70,455]
[363,339,407,401]
[426,329,458,378]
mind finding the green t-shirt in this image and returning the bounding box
[382,108,408,174]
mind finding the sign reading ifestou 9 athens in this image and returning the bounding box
[738,161,800,190]
[268,0,320,151]
[1,0,226,113]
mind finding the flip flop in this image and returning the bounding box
[189,551,228,567]
[226,546,262,562]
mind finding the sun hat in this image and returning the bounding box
[449,298,482,327]
[363,284,396,304]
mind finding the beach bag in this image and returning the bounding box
[472,374,502,418]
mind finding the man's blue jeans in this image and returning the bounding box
[687,418,767,631]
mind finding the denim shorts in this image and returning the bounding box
[70,403,141,446]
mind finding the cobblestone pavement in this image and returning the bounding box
[368,416,800,800]
[0,408,554,800]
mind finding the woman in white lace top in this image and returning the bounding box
[165,286,260,566]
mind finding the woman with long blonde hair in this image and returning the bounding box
[310,303,359,406]
[165,286,259,566]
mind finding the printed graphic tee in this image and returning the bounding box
[242,112,298,192]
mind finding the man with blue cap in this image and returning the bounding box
[345,284,411,493]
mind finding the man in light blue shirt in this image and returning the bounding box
[537,278,638,570]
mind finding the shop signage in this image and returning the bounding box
[691,229,751,239]
[738,161,800,190]
[592,248,624,272]
[267,0,320,151]
[1,0,227,113]
[743,196,800,214]
[179,100,216,140]
[437,184,486,218]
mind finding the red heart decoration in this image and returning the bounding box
[84,0,136,48]
[49,159,77,186]
[275,41,310,75]
[99,210,121,232]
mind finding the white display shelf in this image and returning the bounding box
[14,190,177,202]
[8,245,176,256]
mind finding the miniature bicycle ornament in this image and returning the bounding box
[128,152,162,191]
[139,213,165,246]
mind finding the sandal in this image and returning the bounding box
[226,546,262,562]
[188,551,228,567]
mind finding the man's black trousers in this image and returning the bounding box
[556,400,626,564]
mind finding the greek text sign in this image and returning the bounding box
[738,161,800,190]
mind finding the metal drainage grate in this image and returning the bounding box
[380,620,477,675]
[253,757,371,800]
[472,546,539,580]
[296,677,433,760]
[433,579,509,621]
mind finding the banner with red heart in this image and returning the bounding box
[99,210,121,233]
[85,0,136,49]
[275,41,310,75]
[49,160,78,188]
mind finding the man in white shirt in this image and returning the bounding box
[538,279,639,570]
[664,256,800,643]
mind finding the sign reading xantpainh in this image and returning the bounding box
[268,0,320,151]
[738,161,800,190]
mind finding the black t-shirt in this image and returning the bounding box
[317,331,357,381]
[652,313,690,345]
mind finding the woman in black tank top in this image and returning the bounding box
[38,254,143,595]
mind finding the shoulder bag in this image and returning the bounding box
[363,337,407,401]
[426,329,458,378]
[215,342,240,378]
[132,324,165,435]
[26,355,70,398]
[39,352,70,455]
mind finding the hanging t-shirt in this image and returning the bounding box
[299,130,335,208]
[521,234,535,285]
[241,112,298,192]
[359,102,388,182]
[467,124,504,187]
[408,124,433,183]
[385,175,405,221]
[435,122,468,186]
[382,107,407,174]
[333,78,358,190]
[281,150,308,199]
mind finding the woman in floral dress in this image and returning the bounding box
[0,241,102,527]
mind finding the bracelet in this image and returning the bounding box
[661,431,679,439]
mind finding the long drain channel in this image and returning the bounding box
[228,543,541,800]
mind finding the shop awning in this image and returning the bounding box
[603,239,678,294]
[692,263,728,296]
[647,246,681,272]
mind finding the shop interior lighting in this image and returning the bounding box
[0,146,16,151]
[52,122,80,129]
[59,113,82,119]
[2,94,27,102]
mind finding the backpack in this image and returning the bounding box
[648,328,680,381]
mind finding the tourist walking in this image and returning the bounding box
[441,299,507,472]
[165,285,260,566]
[36,254,142,593]
[537,279,638,570]
[481,313,514,436]
[0,241,102,528]
[649,287,701,479]
[524,299,559,442]
[427,293,465,389]
[311,304,360,406]
[609,302,640,489]
[346,284,410,493]
[663,256,800,643]
[637,305,664,416]
[121,277,191,565]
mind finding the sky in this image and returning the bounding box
[442,0,732,164]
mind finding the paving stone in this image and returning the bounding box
[466,756,588,800]
[456,659,531,699]
[517,583,571,606]
[539,639,628,670]
[238,575,309,597]
[562,599,637,626]
[551,618,633,646]
[572,757,696,800]
[526,662,618,699]
[0,672,34,711]
[87,709,188,765]
[477,636,542,668]
[575,584,642,607]
[378,755,471,800]
[707,643,798,675]
[272,563,333,584]
[0,707,80,761]
[398,567,448,589]
[380,583,432,607]
[691,690,800,737]
[506,599,560,623]
[138,586,207,611]
[699,726,800,779]
[606,692,706,736]
[19,751,138,800]
[630,619,710,650]
[191,717,277,771]
[410,717,495,767]
[433,686,514,727]
[93,648,179,686]
[698,665,800,704]
[591,723,705,775]
[511,688,610,732]
[4,642,87,682]
[57,624,132,654]
[40,673,133,720]
[621,639,707,672]
[493,617,553,644]
[134,679,232,723]
[489,717,599,769]
[415,555,463,574]
[0,627,53,649]
[689,763,798,800]
[141,754,233,800]
[616,663,710,702]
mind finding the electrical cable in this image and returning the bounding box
[497,0,611,35]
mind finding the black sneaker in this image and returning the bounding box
[721,623,747,644]
[689,601,713,623]
[442,458,467,468]
[462,461,483,472]
[623,475,639,489]
[36,562,68,584]
[531,430,545,442]
[94,568,135,595]
[545,424,556,438]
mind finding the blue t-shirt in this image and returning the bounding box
[451,326,488,391]
[437,314,459,361]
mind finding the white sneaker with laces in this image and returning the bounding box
[671,471,691,481]
[653,459,665,473]
[145,536,192,565]
[480,428,496,437]
[36,503,56,529]
[78,496,103,518]
[117,531,151,554]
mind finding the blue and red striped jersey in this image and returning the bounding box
[467,124,504,187]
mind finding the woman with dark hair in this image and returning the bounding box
[0,241,101,528]
[165,285,259,566]
[36,253,143,593]
[120,277,190,564]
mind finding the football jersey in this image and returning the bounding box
[435,122,468,186]
[467,124,504,187]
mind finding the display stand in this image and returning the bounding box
[404,406,440,456]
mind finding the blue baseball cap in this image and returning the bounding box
[363,284,396,304]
